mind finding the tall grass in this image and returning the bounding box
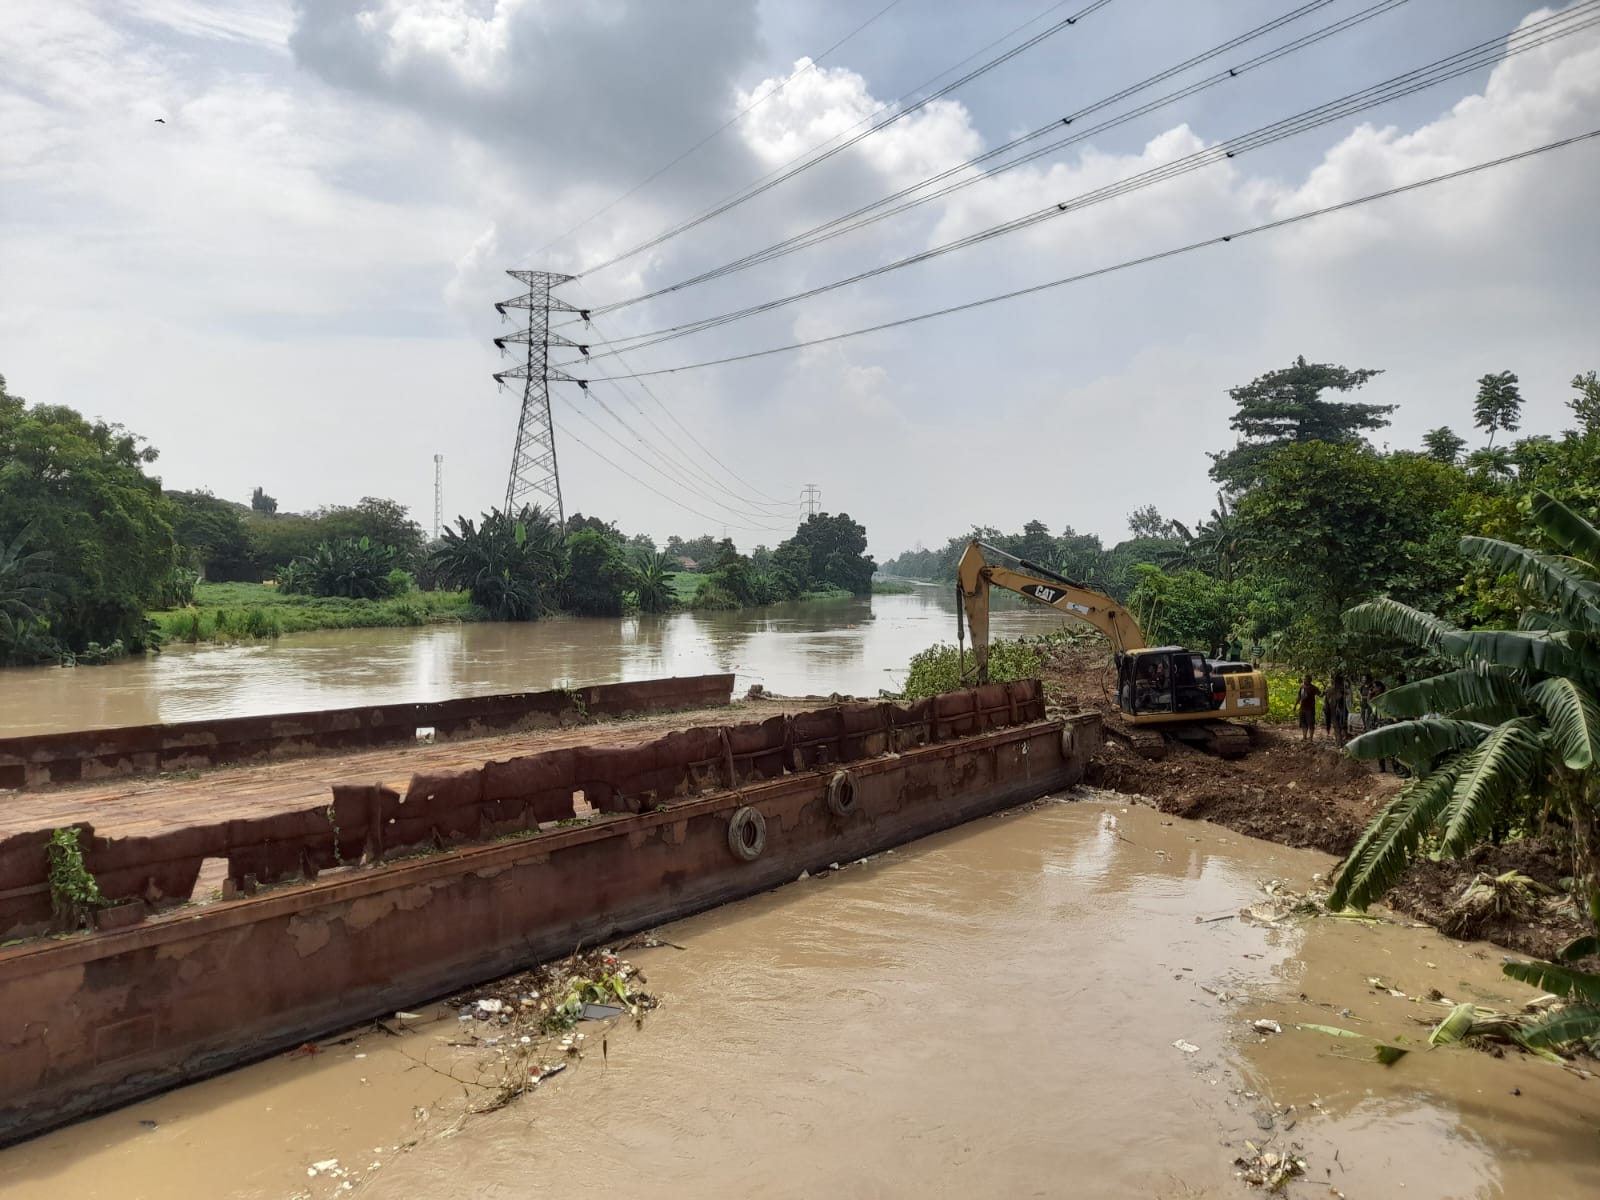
[151,582,484,645]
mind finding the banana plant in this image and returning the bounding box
[1325,491,1600,1047]
[1329,490,1600,910]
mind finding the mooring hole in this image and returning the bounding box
[415,726,436,744]
[195,857,229,900]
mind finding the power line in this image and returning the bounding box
[570,287,799,506]
[554,417,798,533]
[564,381,798,524]
[575,0,1120,278]
[530,0,912,260]
[558,126,1600,382]
[600,377,799,512]
[587,0,1397,316]
[561,4,1600,365]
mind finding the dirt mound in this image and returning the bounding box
[1084,735,1383,857]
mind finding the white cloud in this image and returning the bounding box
[2,0,1597,558]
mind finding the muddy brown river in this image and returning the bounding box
[3,799,1593,1199]
[0,591,1068,736]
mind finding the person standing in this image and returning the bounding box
[1327,672,1352,747]
[1297,675,1321,743]
[1360,673,1390,771]
[1227,636,1243,661]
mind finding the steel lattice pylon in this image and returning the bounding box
[492,269,583,525]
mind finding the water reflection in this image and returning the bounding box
[1,589,1073,735]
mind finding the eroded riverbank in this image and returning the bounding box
[3,798,1590,1199]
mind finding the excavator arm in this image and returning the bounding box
[956,540,1145,683]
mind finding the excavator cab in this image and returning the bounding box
[1116,648,1223,717]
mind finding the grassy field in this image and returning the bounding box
[152,581,483,644]
[669,572,708,603]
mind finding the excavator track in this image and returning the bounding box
[1106,716,1251,761]
[1104,719,1169,761]
[1166,719,1251,760]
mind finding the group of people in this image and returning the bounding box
[1296,670,1407,760]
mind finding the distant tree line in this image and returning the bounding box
[0,367,882,665]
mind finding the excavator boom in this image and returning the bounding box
[957,541,1144,681]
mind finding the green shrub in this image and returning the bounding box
[901,639,1044,699]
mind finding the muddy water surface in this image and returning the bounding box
[2,800,1594,1199]
[2,590,1069,736]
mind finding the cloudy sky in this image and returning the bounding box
[3,0,1598,558]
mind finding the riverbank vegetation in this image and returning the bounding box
[0,370,887,666]
[151,583,481,644]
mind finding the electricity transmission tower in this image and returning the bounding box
[801,483,821,516]
[492,269,586,526]
[432,454,443,541]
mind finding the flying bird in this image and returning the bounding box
[154,117,166,124]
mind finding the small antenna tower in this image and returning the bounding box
[801,483,822,516]
[433,454,444,540]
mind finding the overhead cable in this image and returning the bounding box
[559,384,798,525]
[574,0,1120,278]
[588,0,1400,315]
[530,0,912,259]
[554,418,798,534]
[556,126,1600,382]
[560,4,1600,365]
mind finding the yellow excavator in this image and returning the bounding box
[956,540,1266,759]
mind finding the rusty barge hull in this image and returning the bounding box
[0,691,1099,1145]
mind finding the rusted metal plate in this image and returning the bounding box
[0,675,735,789]
[0,709,1100,1145]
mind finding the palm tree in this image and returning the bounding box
[0,522,63,659]
[1165,494,1248,582]
[1328,490,1599,1047]
[632,551,677,613]
[429,506,563,620]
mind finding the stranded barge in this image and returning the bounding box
[0,675,1100,1143]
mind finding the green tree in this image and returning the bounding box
[251,486,277,514]
[774,512,875,595]
[1329,492,1600,989]
[1126,565,1241,650]
[631,551,677,613]
[1568,370,1600,435]
[1166,494,1246,582]
[0,522,63,664]
[315,498,424,568]
[430,506,563,620]
[567,512,622,540]
[1473,370,1523,449]
[167,490,256,581]
[664,533,720,567]
[1210,356,1390,490]
[0,374,177,653]
[1233,442,1465,667]
[561,529,632,617]
[1125,504,1173,540]
[294,537,401,600]
[1422,426,1467,464]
